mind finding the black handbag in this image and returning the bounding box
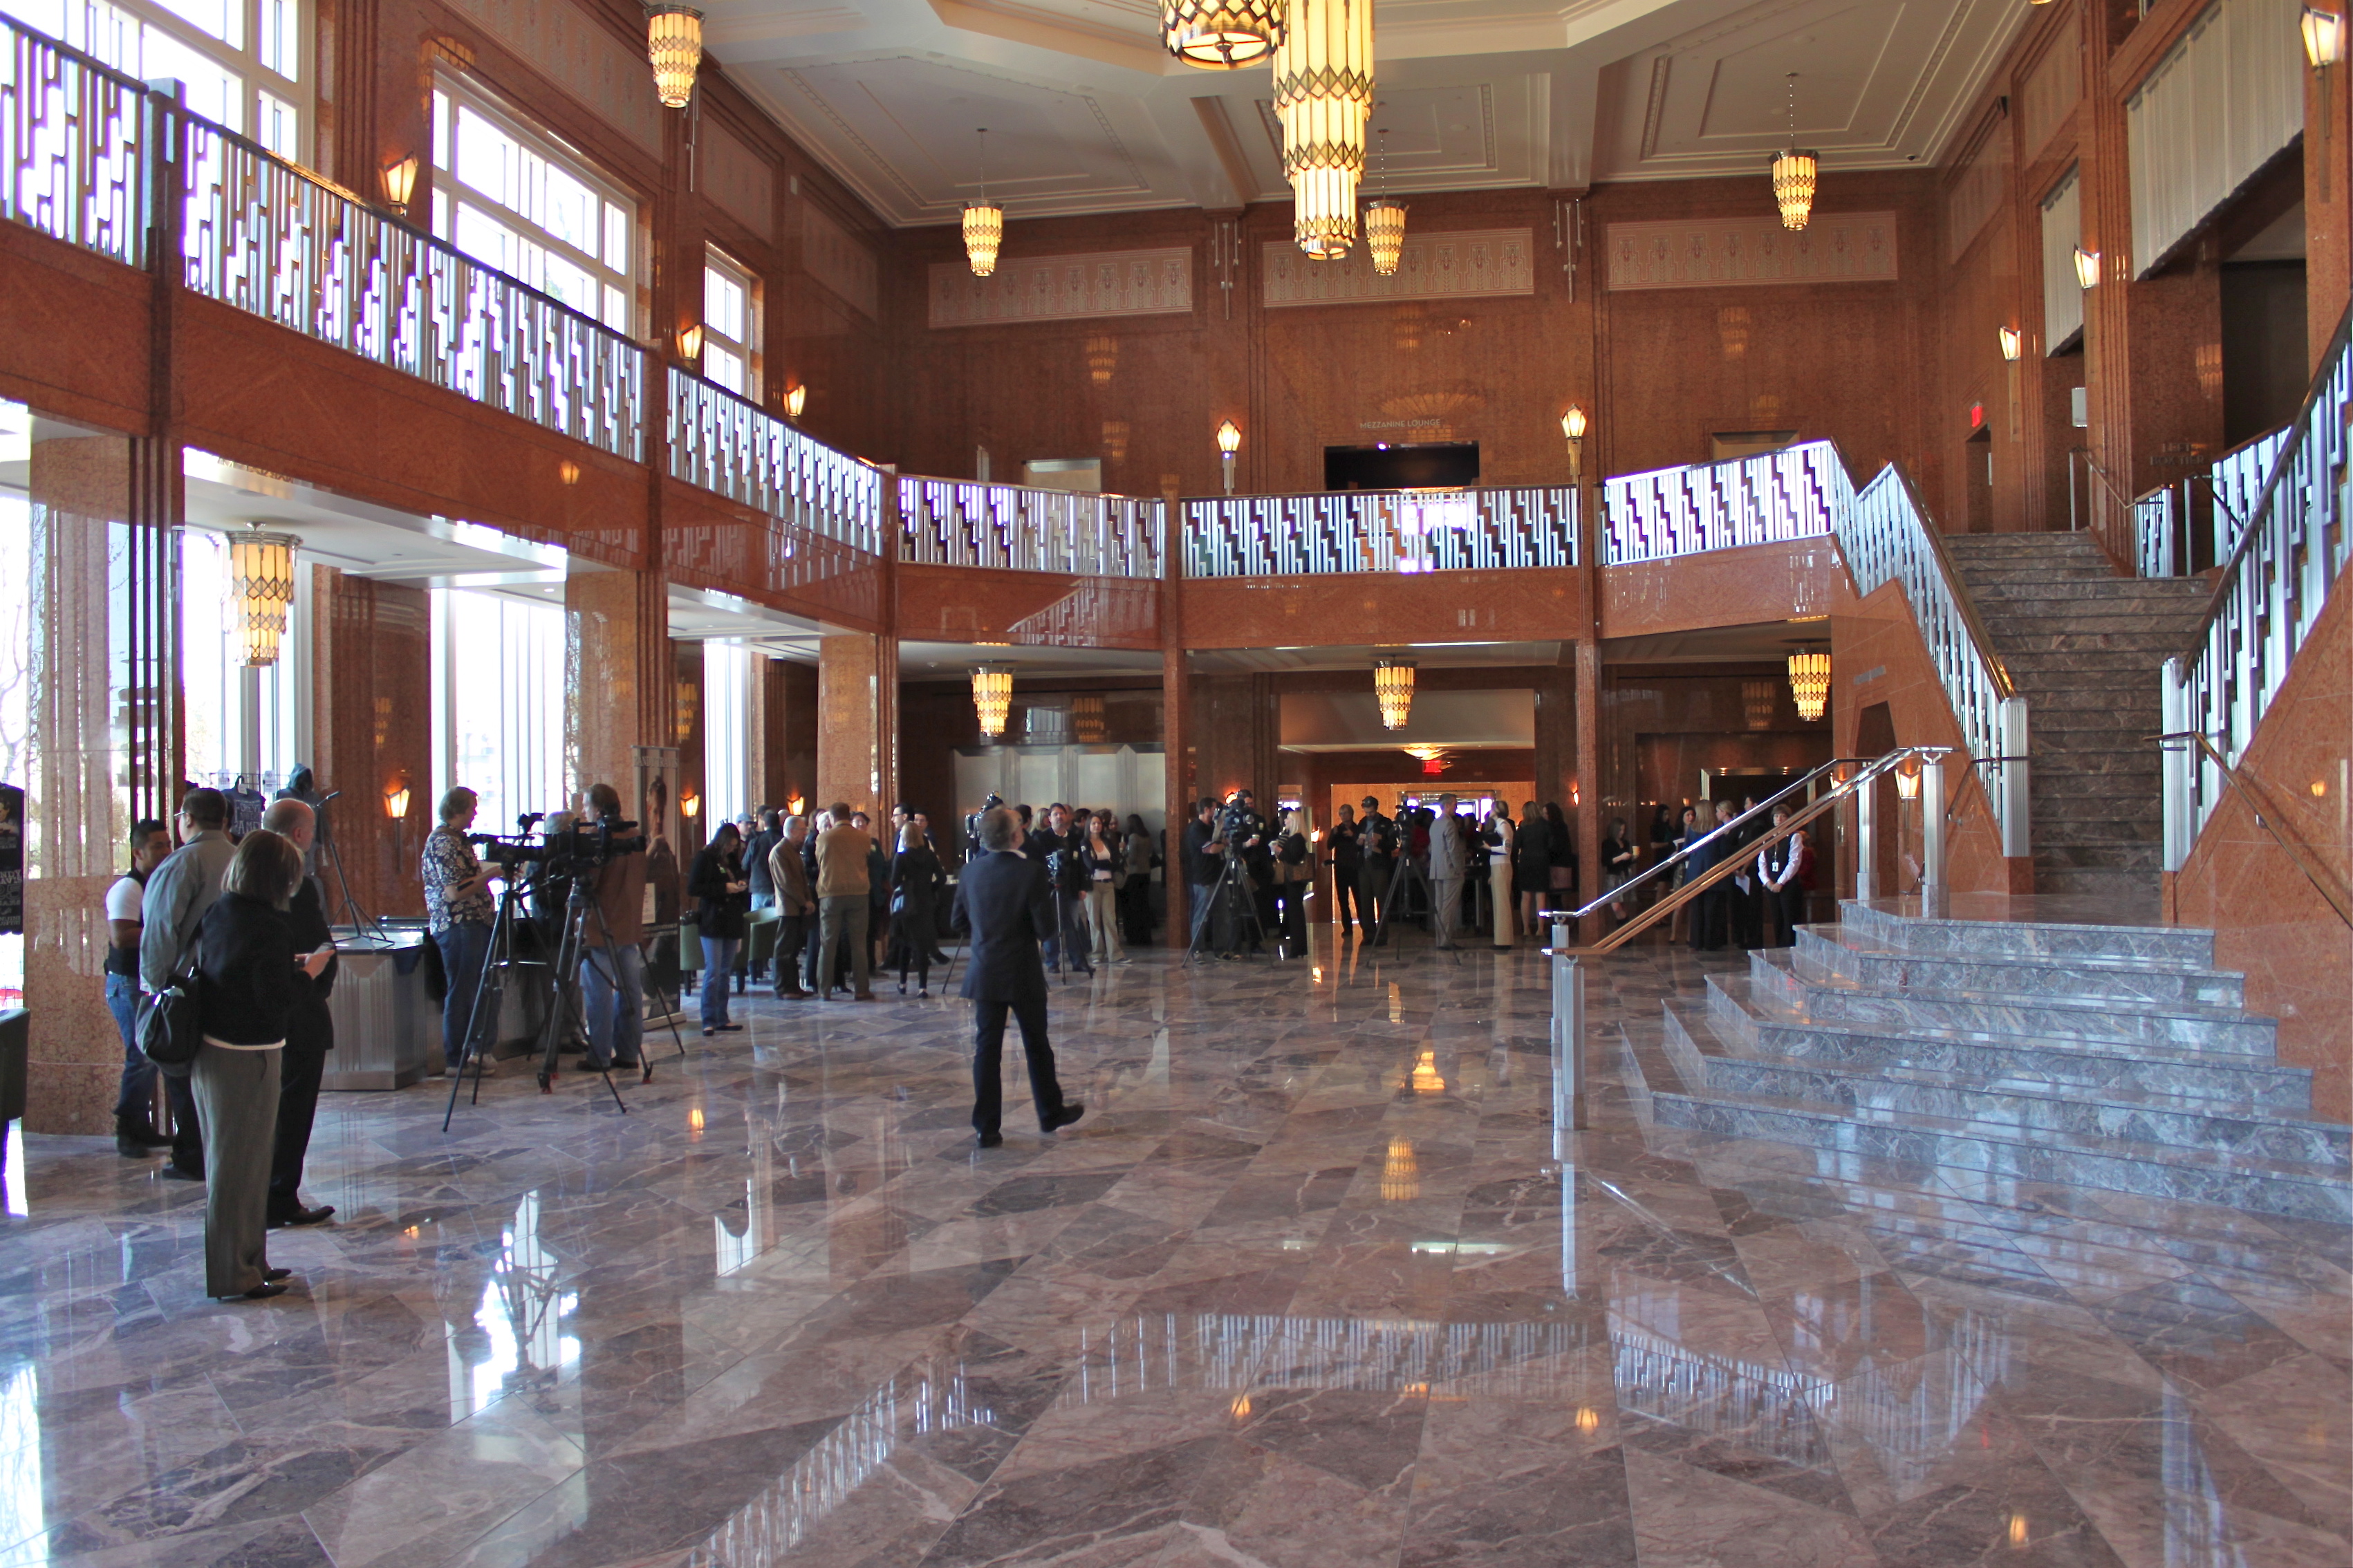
[136,947,204,1076]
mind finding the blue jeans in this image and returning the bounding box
[435,920,499,1068]
[106,971,151,1121]
[582,942,644,1067]
[1189,882,1216,945]
[700,937,739,1028]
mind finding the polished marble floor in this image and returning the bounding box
[1,937,2347,1568]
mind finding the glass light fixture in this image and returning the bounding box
[1217,418,1241,495]
[1272,0,1374,259]
[2305,6,2344,68]
[229,528,299,667]
[384,781,410,820]
[2074,245,2101,288]
[680,790,700,819]
[647,6,704,110]
[964,129,1004,278]
[1999,325,2022,360]
[1771,74,1819,232]
[971,662,1014,738]
[1162,0,1285,67]
[1787,651,1831,722]
[677,322,704,363]
[1365,197,1407,275]
[1561,404,1588,480]
[1895,755,1923,801]
[783,384,807,418]
[1373,655,1416,730]
[381,154,418,215]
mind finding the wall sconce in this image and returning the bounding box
[1895,755,1922,801]
[1998,326,2022,361]
[382,154,418,216]
[384,781,410,820]
[1216,419,1241,495]
[557,460,582,485]
[677,323,704,363]
[787,794,806,816]
[2073,245,2101,289]
[783,384,807,418]
[680,790,701,820]
[1560,404,1588,482]
[2305,6,2344,68]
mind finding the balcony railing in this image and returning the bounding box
[1182,486,1578,578]
[898,478,1162,577]
[2134,485,2179,579]
[2208,426,2289,566]
[2164,307,2353,868]
[1601,440,1843,565]
[669,369,881,556]
[1,18,147,265]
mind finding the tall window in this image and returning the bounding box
[431,588,566,840]
[3,0,308,158]
[702,640,749,826]
[432,75,634,332]
[181,527,305,806]
[700,248,756,397]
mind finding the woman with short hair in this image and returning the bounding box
[889,823,945,996]
[194,829,325,1300]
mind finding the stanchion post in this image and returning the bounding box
[1854,767,1877,905]
[1547,911,1586,1136]
[1920,754,1947,917]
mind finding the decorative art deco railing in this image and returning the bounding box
[2135,427,2292,579]
[669,369,882,556]
[1,16,147,265]
[1181,486,1578,577]
[2208,426,2290,566]
[2134,485,2179,578]
[1601,439,1843,565]
[2163,308,2353,868]
[1832,467,2031,857]
[178,115,645,460]
[898,478,1162,577]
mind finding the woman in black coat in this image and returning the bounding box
[688,823,750,1034]
[1512,799,1552,938]
[889,825,945,996]
[193,829,323,1300]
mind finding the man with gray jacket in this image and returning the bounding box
[139,787,236,1182]
[1426,794,1467,950]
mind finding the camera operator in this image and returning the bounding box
[1181,798,1220,949]
[1038,803,1092,978]
[578,784,649,1076]
[1226,791,1272,957]
[422,787,499,1078]
[965,793,1003,868]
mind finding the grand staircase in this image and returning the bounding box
[1941,533,2208,908]
[1630,899,2349,1222]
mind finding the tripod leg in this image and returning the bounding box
[442,903,510,1131]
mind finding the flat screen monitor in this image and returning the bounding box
[1323,441,1479,492]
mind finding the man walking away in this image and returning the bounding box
[767,814,817,998]
[139,788,238,1180]
[815,804,875,1000]
[258,799,338,1226]
[105,819,174,1157]
[952,807,1083,1148]
[579,783,650,1075]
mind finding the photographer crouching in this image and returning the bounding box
[577,783,651,1079]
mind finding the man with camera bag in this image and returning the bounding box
[578,784,649,1075]
[139,787,237,1180]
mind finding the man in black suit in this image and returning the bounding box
[259,798,337,1226]
[951,805,1084,1149]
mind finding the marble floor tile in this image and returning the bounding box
[0,943,2341,1567]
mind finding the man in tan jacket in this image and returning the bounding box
[814,803,875,999]
[766,814,817,1000]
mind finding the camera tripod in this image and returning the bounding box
[1185,841,1270,963]
[1366,848,1443,953]
[534,868,686,1092]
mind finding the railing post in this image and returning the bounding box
[1919,754,1947,917]
[1854,768,1877,905]
[1997,696,2031,861]
[1547,912,1585,1134]
[2161,657,2192,873]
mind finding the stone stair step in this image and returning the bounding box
[2028,818,2161,847]
[1791,925,2244,1009]
[2031,866,2164,900]
[1837,898,2213,964]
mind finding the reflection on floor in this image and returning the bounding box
[0,938,2346,1567]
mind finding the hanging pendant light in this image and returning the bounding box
[1162,0,1285,67]
[1272,0,1374,259]
[1364,124,1405,276]
[1770,73,1819,232]
[1373,654,1416,730]
[229,528,301,668]
[971,662,1014,738]
[1787,650,1831,721]
[963,128,1004,278]
[646,5,704,109]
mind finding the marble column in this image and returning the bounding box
[566,563,668,813]
[815,633,895,816]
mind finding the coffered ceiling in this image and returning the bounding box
[705,0,2031,227]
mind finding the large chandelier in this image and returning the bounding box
[1787,651,1831,721]
[1272,0,1374,259]
[971,663,1014,738]
[1162,0,1285,67]
[1373,655,1416,730]
[230,528,300,667]
[646,6,703,109]
[1771,73,1819,231]
[963,128,1003,277]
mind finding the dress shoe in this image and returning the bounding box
[230,1282,288,1301]
[263,1267,292,1282]
[774,985,811,1000]
[714,1023,744,1032]
[976,1132,1003,1148]
[851,991,876,1002]
[1041,1103,1086,1134]
[160,1163,204,1182]
[701,1027,717,1037]
[118,1134,165,1158]
[268,1203,335,1227]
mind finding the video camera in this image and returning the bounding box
[469,811,647,880]
[1215,792,1257,847]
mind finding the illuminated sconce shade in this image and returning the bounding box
[384,782,410,820]
[1161,0,1285,67]
[2074,245,2101,288]
[646,5,704,109]
[1769,74,1818,231]
[677,322,704,362]
[1217,418,1241,495]
[1561,403,1588,480]
[1896,755,1923,800]
[557,459,582,485]
[1787,651,1832,722]
[680,790,700,819]
[2305,6,2345,67]
[783,384,807,418]
[963,128,1003,277]
[1998,325,2022,360]
[1272,0,1374,259]
[1365,198,1407,275]
[229,529,299,667]
[1373,655,1417,730]
[971,663,1014,738]
[382,154,418,214]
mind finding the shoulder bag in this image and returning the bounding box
[136,905,207,1076]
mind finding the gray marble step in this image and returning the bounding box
[1666,998,2347,1175]
[1968,578,2209,604]
[1746,946,2275,1054]
[2029,816,2162,847]
[1791,925,2244,1008]
[2032,866,2164,899]
[1839,898,2214,964]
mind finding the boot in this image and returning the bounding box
[115,1114,168,1157]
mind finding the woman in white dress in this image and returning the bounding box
[1485,803,1516,949]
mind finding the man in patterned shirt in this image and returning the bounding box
[423,786,500,1077]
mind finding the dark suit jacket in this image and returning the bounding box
[951,849,1054,1004]
[283,876,339,1053]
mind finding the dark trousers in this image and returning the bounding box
[1770,884,1806,947]
[1730,878,1762,949]
[166,1072,203,1175]
[1052,888,1092,972]
[1691,884,1727,951]
[268,1032,327,1214]
[1272,880,1308,948]
[1330,867,1361,930]
[1359,861,1391,942]
[971,996,1066,1138]
[1117,879,1153,946]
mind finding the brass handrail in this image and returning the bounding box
[2157,731,2353,931]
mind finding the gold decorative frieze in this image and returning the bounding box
[1606,213,1899,290]
[1260,227,1532,308]
[928,248,1193,328]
